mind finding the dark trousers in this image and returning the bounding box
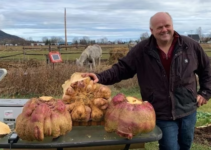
[156,111,196,150]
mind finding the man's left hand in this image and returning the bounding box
[197,95,208,107]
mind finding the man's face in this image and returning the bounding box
[150,14,174,43]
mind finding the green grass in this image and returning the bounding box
[196,111,211,126]
[0,50,111,61]
[0,46,114,61]
[1,46,210,62]
[112,86,141,98]
[204,49,211,57]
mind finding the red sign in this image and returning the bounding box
[48,51,62,63]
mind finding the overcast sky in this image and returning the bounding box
[0,0,211,42]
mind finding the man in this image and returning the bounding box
[82,12,211,150]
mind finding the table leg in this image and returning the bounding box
[57,148,63,150]
[124,144,130,150]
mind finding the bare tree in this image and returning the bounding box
[51,36,64,44]
[79,36,90,45]
[42,37,51,45]
[196,27,202,39]
[72,37,79,44]
[140,32,149,41]
[100,37,108,44]
[90,40,96,44]
[42,37,48,42]
[83,36,90,45]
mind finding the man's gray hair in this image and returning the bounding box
[149,12,172,28]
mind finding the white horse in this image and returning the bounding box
[76,44,102,70]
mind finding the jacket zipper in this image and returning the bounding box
[148,49,168,89]
[169,50,182,120]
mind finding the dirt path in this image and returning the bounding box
[194,124,211,146]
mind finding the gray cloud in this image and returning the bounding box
[1,0,211,41]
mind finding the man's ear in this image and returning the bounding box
[150,28,153,33]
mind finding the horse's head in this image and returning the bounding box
[76,58,83,67]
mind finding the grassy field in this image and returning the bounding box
[1,44,211,61]
[0,49,111,61]
[0,44,128,61]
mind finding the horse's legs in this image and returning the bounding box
[99,57,101,66]
[90,63,93,71]
[92,58,96,68]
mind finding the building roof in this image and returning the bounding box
[187,34,200,41]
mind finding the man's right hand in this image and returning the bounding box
[81,73,99,83]
[197,95,207,107]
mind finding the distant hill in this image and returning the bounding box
[0,30,25,44]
